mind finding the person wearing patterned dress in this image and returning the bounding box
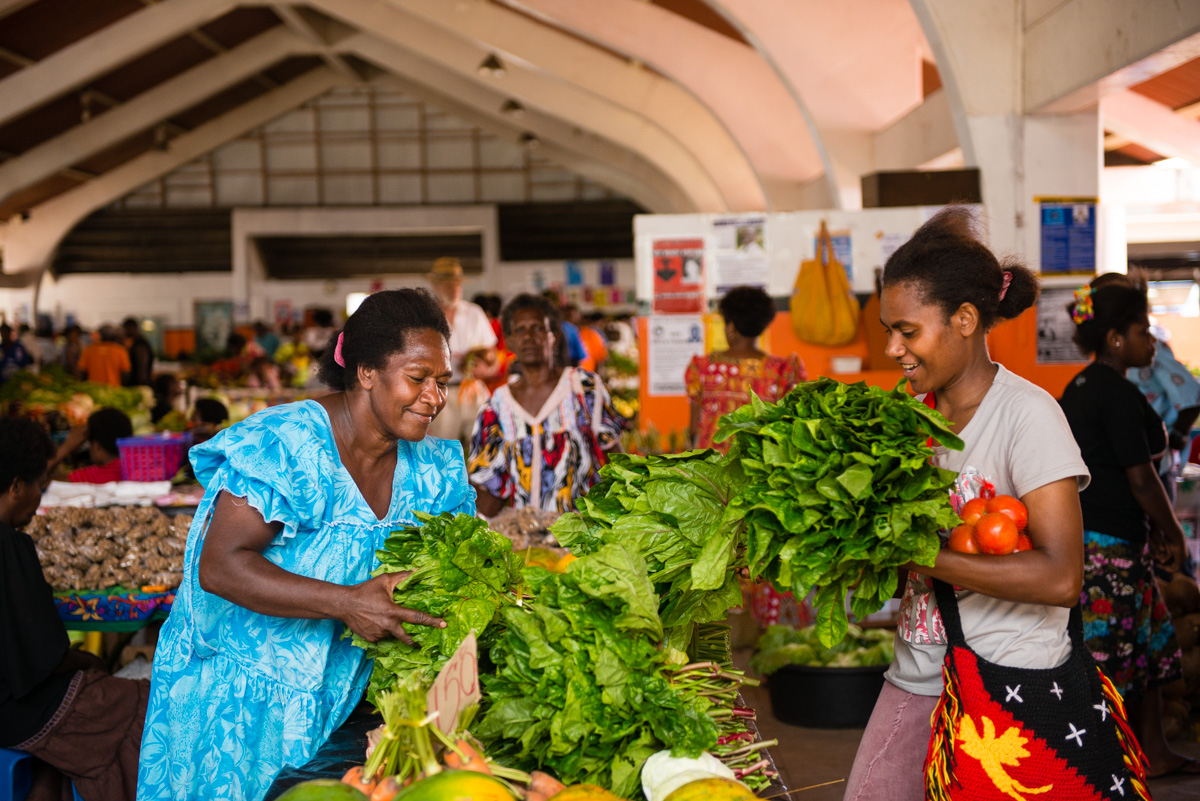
[137,290,475,801]
[684,286,806,453]
[467,294,625,517]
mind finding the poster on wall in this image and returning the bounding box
[652,238,706,313]
[648,314,706,396]
[712,216,767,292]
[1035,285,1087,365]
[273,300,294,326]
[1038,197,1096,275]
[194,301,234,356]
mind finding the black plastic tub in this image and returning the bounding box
[766,663,887,728]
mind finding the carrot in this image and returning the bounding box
[369,776,404,801]
[443,739,491,775]
[526,770,565,801]
[342,766,378,795]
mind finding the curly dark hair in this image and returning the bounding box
[88,407,133,455]
[0,417,53,494]
[317,288,451,391]
[1068,284,1149,356]
[718,286,777,338]
[881,207,1039,331]
[501,293,568,368]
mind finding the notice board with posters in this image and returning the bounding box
[651,238,705,313]
[1038,197,1097,276]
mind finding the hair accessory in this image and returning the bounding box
[1072,286,1095,324]
[334,331,345,367]
[998,271,1013,301]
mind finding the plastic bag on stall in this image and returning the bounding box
[790,221,860,346]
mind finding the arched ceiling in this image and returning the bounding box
[0,0,1198,281]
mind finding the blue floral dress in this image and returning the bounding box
[137,401,474,801]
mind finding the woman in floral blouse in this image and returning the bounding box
[468,294,625,516]
[685,286,806,452]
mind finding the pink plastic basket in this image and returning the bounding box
[117,433,191,482]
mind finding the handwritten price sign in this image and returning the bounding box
[427,631,480,734]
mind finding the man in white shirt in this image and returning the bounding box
[426,257,498,444]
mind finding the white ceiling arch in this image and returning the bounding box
[500,0,822,210]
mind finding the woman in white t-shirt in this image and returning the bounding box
[844,208,1091,801]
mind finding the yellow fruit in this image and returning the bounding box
[663,778,756,801]
[393,770,515,801]
[549,785,623,801]
[556,554,578,572]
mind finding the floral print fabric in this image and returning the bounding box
[467,368,624,513]
[1081,529,1181,700]
[684,354,805,452]
[137,401,474,801]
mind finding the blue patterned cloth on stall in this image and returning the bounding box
[137,401,474,801]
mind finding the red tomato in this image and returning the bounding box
[987,495,1028,531]
[975,513,1019,555]
[1015,533,1033,552]
[959,497,990,526]
[948,524,980,554]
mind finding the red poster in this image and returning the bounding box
[652,238,705,313]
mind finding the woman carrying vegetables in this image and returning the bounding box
[1059,282,1199,778]
[137,289,475,801]
[844,209,1091,800]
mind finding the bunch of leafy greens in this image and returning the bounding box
[714,378,963,646]
[353,511,523,702]
[550,450,749,653]
[749,623,896,675]
[476,544,718,798]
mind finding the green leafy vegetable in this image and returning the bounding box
[750,623,895,674]
[353,511,524,702]
[714,378,962,646]
[476,545,718,798]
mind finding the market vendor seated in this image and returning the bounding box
[0,417,149,801]
[47,407,132,484]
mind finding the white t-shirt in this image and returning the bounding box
[445,300,498,383]
[886,364,1090,696]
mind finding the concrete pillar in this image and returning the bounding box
[911,0,1103,268]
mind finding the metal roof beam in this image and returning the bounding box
[0,26,309,206]
[0,0,237,129]
[1,67,344,276]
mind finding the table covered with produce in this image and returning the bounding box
[27,505,191,629]
[266,378,965,801]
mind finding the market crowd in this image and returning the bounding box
[3,237,1200,801]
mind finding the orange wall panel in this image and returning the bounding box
[637,307,1090,437]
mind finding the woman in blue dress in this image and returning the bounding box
[137,289,474,801]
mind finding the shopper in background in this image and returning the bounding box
[468,293,624,516]
[253,320,280,359]
[685,286,805,452]
[138,289,471,801]
[122,317,154,387]
[190,397,229,447]
[76,325,130,386]
[472,292,513,393]
[427,257,498,444]
[61,325,84,377]
[150,374,182,425]
[553,297,588,368]
[46,407,133,484]
[0,323,33,381]
[0,417,148,801]
[844,208,1091,801]
[576,308,610,373]
[33,319,59,368]
[302,308,337,358]
[1060,283,1199,777]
